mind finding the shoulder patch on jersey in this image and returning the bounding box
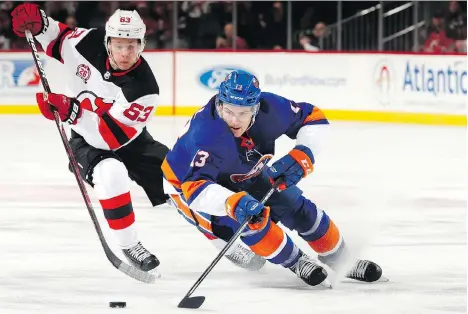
[290,101,300,113]
[76,64,91,83]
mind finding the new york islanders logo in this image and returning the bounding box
[76,64,91,83]
[230,154,273,183]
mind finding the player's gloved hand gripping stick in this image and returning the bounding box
[24,30,156,284]
[178,177,285,309]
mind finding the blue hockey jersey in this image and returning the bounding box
[162,92,329,216]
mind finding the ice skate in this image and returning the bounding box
[224,243,266,271]
[317,242,385,283]
[123,242,160,272]
[290,253,329,287]
[345,259,385,282]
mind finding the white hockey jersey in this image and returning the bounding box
[35,18,160,151]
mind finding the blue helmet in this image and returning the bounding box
[218,70,261,107]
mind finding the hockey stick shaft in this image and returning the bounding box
[178,177,284,308]
[24,31,155,283]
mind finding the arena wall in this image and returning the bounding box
[0,50,465,126]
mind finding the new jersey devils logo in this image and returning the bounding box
[76,91,114,116]
[76,64,91,83]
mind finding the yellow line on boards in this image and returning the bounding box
[0,105,465,126]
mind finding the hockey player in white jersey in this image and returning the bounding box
[11,3,265,274]
[11,4,167,272]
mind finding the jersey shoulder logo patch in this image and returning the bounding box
[76,64,91,84]
[290,101,300,113]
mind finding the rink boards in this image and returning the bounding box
[0,50,465,126]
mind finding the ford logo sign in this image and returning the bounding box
[199,67,251,90]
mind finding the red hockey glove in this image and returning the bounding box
[11,3,48,37]
[36,92,82,125]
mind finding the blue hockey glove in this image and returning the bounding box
[267,145,315,190]
[225,192,270,231]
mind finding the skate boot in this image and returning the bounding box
[225,243,266,271]
[123,242,160,272]
[289,253,328,286]
[317,242,384,283]
[345,259,382,282]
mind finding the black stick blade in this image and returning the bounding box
[178,296,206,309]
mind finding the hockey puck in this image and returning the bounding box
[109,302,126,308]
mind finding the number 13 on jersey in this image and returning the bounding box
[190,150,210,168]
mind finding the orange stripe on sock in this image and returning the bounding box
[249,222,285,257]
[308,220,341,254]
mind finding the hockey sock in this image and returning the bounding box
[241,220,300,268]
[298,207,343,262]
[93,159,138,249]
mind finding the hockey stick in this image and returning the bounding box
[178,177,284,309]
[24,30,155,284]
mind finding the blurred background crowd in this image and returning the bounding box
[0,1,466,53]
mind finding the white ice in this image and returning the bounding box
[0,116,465,314]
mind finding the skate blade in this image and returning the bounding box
[378,275,389,282]
[320,278,333,289]
[149,268,162,279]
[339,275,389,284]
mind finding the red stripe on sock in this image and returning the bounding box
[99,192,131,209]
[107,212,135,230]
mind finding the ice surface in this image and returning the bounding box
[0,116,465,314]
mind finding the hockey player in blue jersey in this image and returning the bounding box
[162,70,383,285]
